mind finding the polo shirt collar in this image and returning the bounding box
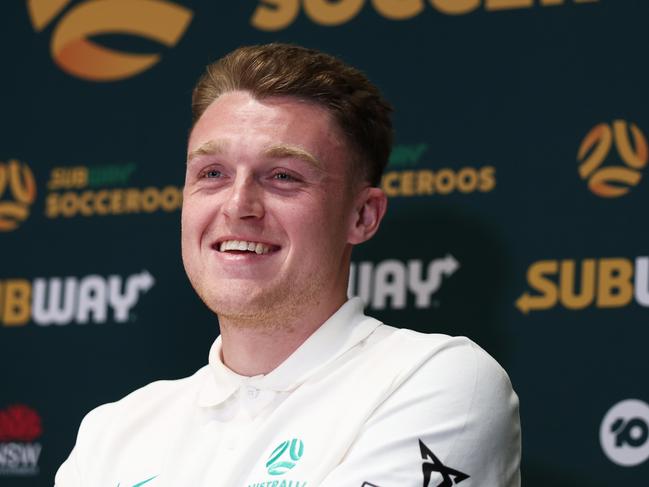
[197,297,380,408]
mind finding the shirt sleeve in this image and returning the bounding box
[54,403,113,487]
[54,446,81,487]
[319,338,521,487]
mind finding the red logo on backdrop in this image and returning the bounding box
[0,404,43,476]
[0,404,43,441]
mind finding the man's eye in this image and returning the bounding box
[273,171,297,182]
[202,169,222,178]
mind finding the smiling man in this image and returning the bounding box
[55,44,520,487]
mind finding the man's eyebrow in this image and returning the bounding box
[263,144,323,170]
[186,140,228,164]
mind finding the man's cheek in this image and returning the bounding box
[182,200,209,228]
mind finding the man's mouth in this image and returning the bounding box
[216,240,278,255]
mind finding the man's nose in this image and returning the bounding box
[222,176,264,220]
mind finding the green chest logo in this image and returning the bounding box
[266,438,305,475]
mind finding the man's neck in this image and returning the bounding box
[218,294,347,376]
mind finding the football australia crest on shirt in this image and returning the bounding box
[247,438,307,487]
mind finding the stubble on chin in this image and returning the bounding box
[196,276,327,332]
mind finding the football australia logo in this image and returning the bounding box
[266,438,304,475]
[0,160,36,232]
[577,120,648,198]
[26,0,193,82]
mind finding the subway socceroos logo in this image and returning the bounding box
[381,144,495,197]
[516,257,649,314]
[252,0,598,31]
[45,163,182,218]
[27,0,193,81]
[1,159,183,227]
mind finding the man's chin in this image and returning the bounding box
[194,275,325,328]
[203,291,289,328]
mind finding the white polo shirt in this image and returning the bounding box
[55,298,521,487]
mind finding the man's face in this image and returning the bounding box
[182,91,359,324]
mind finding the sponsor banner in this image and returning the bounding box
[0,270,155,327]
[252,0,599,31]
[516,257,649,313]
[600,399,649,467]
[25,0,600,82]
[349,255,459,310]
[0,160,37,232]
[45,164,183,219]
[381,144,495,198]
[577,120,648,198]
[4,1,648,486]
[28,0,193,81]
[0,405,43,477]
[0,159,182,231]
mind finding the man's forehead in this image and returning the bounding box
[186,91,349,173]
[189,91,340,139]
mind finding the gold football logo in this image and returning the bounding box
[577,120,648,198]
[27,0,193,82]
[0,160,37,232]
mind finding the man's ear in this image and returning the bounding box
[348,187,388,245]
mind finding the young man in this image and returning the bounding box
[56,44,521,487]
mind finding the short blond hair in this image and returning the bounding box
[191,43,393,186]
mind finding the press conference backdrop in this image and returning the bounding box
[1,1,648,485]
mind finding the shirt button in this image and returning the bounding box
[246,387,259,399]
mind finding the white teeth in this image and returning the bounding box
[218,240,271,254]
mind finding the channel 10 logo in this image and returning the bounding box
[600,399,649,467]
[577,120,648,198]
[0,160,36,232]
[27,0,193,82]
